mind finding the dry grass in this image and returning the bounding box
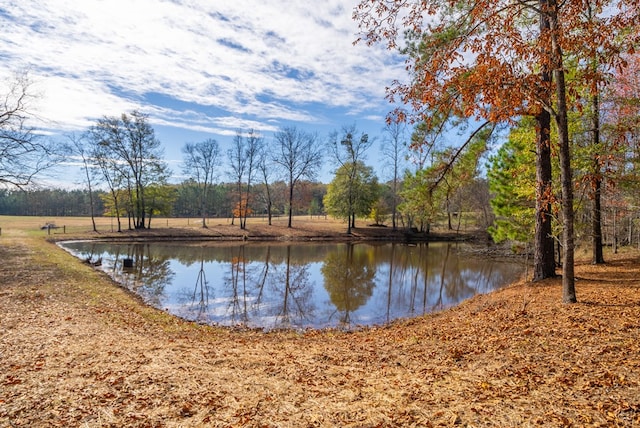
[0,214,351,236]
[1,216,639,427]
[0,214,478,242]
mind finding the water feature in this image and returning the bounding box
[59,240,523,331]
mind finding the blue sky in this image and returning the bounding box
[0,0,408,185]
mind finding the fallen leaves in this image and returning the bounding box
[1,236,640,426]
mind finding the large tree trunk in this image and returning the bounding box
[534,111,556,280]
[550,3,577,303]
[533,0,557,281]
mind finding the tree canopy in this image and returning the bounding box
[354,0,639,303]
[324,161,380,229]
[89,110,170,229]
[272,126,324,228]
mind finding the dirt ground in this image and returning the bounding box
[1,217,639,427]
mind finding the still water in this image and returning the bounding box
[59,241,523,331]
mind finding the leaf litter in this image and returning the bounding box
[1,236,639,427]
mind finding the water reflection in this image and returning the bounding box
[59,241,523,331]
[269,245,315,329]
[322,243,376,328]
[188,253,209,321]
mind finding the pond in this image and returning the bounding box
[59,241,523,331]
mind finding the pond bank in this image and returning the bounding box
[48,224,486,244]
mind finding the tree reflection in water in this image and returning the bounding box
[321,243,376,328]
[219,244,315,329]
[59,241,523,330]
[267,245,315,329]
[189,255,209,322]
[110,243,174,307]
[225,245,250,325]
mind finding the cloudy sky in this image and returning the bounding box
[0,0,406,183]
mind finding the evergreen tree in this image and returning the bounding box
[488,118,539,245]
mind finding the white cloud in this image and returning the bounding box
[33,75,140,130]
[1,0,404,139]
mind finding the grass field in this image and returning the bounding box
[0,214,351,237]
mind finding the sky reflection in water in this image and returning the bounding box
[60,241,523,331]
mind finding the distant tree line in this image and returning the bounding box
[0,176,493,235]
[0,188,106,216]
[0,74,523,237]
[0,180,327,219]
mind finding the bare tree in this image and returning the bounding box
[227,130,261,229]
[90,137,126,232]
[227,131,246,226]
[89,111,169,229]
[241,130,261,229]
[0,71,58,188]
[272,126,323,228]
[67,133,98,232]
[256,138,274,225]
[381,121,407,230]
[182,138,221,228]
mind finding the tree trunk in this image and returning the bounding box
[592,162,605,264]
[266,186,273,226]
[392,178,398,230]
[137,184,146,229]
[591,92,605,264]
[533,0,557,281]
[88,190,97,232]
[201,184,208,229]
[83,166,98,232]
[238,182,245,230]
[287,178,294,228]
[550,4,577,303]
[534,110,556,280]
[613,208,618,254]
[113,194,122,233]
[201,202,207,228]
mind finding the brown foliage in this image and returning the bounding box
[354,0,639,125]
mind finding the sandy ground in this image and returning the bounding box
[1,217,639,427]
